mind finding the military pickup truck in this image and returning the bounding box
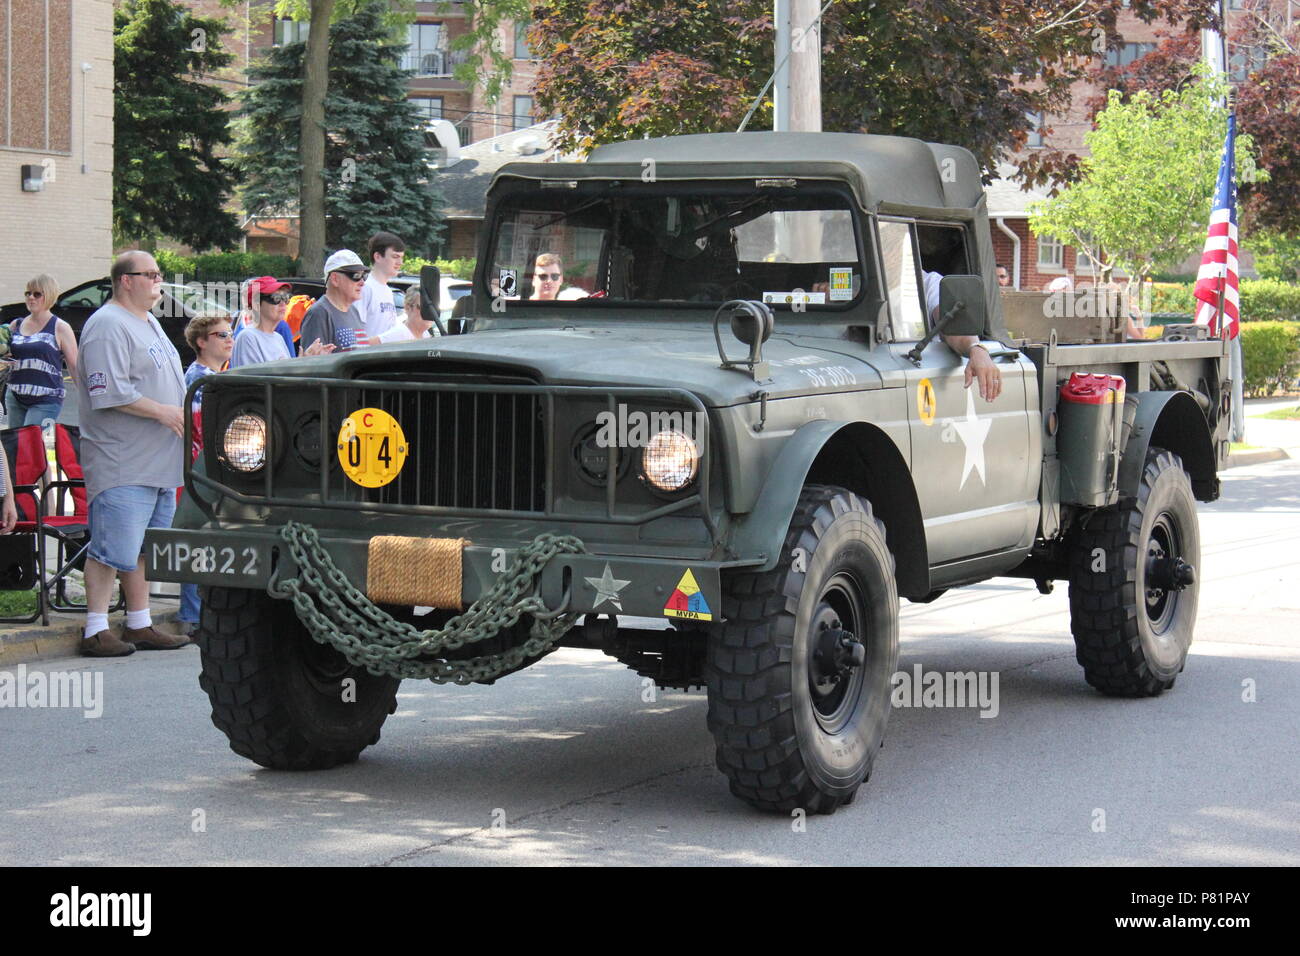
[147,132,1232,814]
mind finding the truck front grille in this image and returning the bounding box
[358,387,547,513]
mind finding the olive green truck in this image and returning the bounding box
[146,132,1232,813]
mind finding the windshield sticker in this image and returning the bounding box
[828,268,854,301]
[762,291,826,306]
[497,269,517,298]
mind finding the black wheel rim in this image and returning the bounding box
[1143,512,1183,634]
[806,572,868,734]
[298,631,354,692]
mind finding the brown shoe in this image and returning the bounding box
[123,625,193,650]
[81,630,136,657]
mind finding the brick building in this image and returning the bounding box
[0,0,114,300]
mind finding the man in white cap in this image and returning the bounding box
[298,250,369,354]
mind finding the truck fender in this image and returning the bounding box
[1118,390,1219,502]
[728,420,930,598]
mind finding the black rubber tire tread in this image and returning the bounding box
[197,586,401,770]
[705,484,898,814]
[1068,448,1199,697]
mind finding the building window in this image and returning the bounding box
[513,95,535,130]
[405,23,449,75]
[273,19,310,45]
[410,97,444,123]
[1026,110,1045,148]
[1229,44,1269,83]
[1037,235,1064,270]
[514,20,536,59]
[1104,42,1156,68]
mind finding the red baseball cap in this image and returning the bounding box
[244,275,291,306]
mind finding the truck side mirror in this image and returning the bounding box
[419,265,441,324]
[938,275,987,338]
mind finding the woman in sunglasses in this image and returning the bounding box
[6,273,78,427]
[231,277,332,368]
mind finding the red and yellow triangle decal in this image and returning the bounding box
[663,568,713,621]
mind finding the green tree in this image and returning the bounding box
[1029,66,1260,288]
[113,0,242,250]
[1247,231,1300,280]
[531,0,1219,172]
[235,3,444,257]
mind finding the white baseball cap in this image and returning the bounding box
[323,249,364,278]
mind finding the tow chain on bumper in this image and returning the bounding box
[267,520,586,684]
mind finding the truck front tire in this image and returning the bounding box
[1069,448,1200,696]
[197,586,401,769]
[706,485,899,814]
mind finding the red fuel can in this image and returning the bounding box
[1058,373,1127,506]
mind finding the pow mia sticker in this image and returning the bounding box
[498,269,517,297]
[87,371,108,395]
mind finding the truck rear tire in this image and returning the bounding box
[706,485,899,814]
[197,586,401,769]
[1068,448,1200,697]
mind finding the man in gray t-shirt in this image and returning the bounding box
[76,251,191,657]
[299,249,369,352]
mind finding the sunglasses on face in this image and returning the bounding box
[208,330,233,340]
[264,291,290,304]
[337,270,368,282]
[534,272,562,281]
[24,290,43,298]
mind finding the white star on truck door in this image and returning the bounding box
[952,388,991,490]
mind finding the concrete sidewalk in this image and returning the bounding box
[0,600,184,668]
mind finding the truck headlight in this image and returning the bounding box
[223,413,267,472]
[640,430,699,492]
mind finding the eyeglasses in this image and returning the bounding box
[209,331,234,339]
[23,290,43,298]
[124,271,164,280]
[336,270,368,282]
[534,273,562,281]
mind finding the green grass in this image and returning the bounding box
[1254,405,1300,420]
[0,589,37,616]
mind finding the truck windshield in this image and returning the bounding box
[487,183,863,309]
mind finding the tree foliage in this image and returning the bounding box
[1025,1,1300,237]
[113,0,242,250]
[530,0,1218,174]
[234,3,444,258]
[1029,66,1259,284]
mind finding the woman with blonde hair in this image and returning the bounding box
[7,274,78,427]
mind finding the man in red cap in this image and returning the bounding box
[231,276,332,367]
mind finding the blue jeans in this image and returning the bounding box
[179,582,201,624]
[5,392,62,427]
[87,485,177,573]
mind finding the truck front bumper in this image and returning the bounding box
[144,527,724,624]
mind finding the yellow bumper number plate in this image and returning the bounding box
[338,407,408,488]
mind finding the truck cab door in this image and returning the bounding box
[878,220,1039,570]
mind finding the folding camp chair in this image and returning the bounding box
[0,425,52,624]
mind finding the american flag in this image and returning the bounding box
[335,327,370,350]
[1193,114,1239,339]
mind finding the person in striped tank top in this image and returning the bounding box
[6,274,79,427]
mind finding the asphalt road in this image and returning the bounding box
[1,455,1297,867]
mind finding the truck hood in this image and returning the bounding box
[282,325,885,407]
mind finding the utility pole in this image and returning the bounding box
[773,0,822,132]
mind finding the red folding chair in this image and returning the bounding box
[0,425,52,623]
